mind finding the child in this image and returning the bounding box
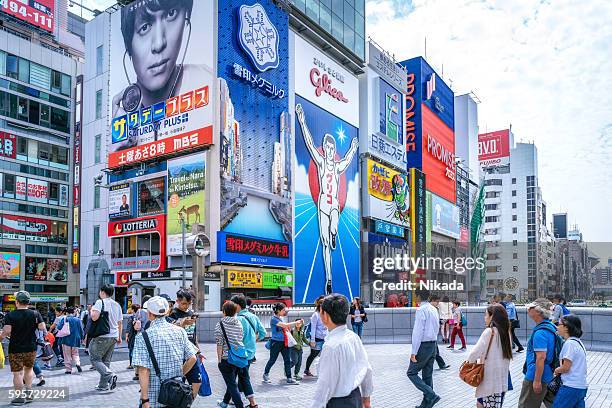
[290,319,309,381]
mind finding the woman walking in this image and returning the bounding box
[263,303,302,385]
[349,297,367,338]
[552,314,588,408]
[439,296,453,343]
[448,300,466,350]
[466,304,512,407]
[303,295,328,377]
[56,306,84,374]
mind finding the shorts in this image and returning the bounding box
[185,360,202,384]
[9,351,37,372]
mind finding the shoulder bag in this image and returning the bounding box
[88,300,110,339]
[56,317,71,338]
[219,321,249,368]
[548,338,586,395]
[459,329,495,387]
[142,331,193,408]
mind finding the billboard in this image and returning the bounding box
[109,183,132,219]
[0,252,20,281]
[368,41,407,92]
[0,132,16,159]
[1,215,51,242]
[217,231,292,268]
[365,232,410,285]
[16,176,26,201]
[422,105,456,202]
[478,129,511,168]
[108,214,166,272]
[1,0,54,33]
[410,168,426,252]
[25,257,47,281]
[363,158,410,227]
[553,213,568,239]
[294,95,360,302]
[226,269,293,289]
[167,152,206,256]
[217,0,292,267]
[430,193,461,239]
[45,259,67,282]
[107,0,214,169]
[137,177,165,217]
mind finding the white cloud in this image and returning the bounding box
[367,0,612,241]
[345,173,361,210]
[294,163,311,195]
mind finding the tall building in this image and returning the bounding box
[555,225,592,301]
[0,1,83,312]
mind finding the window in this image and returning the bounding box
[513,227,518,233]
[18,58,30,83]
[3,174,15,198]
[512,215,518,221]
[513,253,518,259]
[512,202,517,209]
[60,74,71,97]
[512,177,516,184]
[513,266,518,272]
[94,185,101,209]
[485,216,499,223]
[484,179,503,186]
[513,240,518,246]
[94,134,101,164]
[93,225,100,254]
[96,45,104,75]
[512,190,517,197]
[485,191,500,198]
[6,54,18,79]
[51,70,62,94]
[0,50,5,75]
[95,90,102,119]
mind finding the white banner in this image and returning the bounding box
[16,176,27,201]
[27,178,49,204]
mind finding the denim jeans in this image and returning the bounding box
[290,348,303,375]
[218,359,245,408]
[352,322,364,338]
[264,340,291,379]
[406,341,437,402]
[552,385,587,408]
[88,337,117,388]
[223,359,254,403]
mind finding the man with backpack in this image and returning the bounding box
[519,298,561,408]
[551,295,570,325]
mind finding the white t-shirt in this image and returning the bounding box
[92,298,123,338]
[559,337,587,389]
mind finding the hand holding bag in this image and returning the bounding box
[285,329,297,348]
[459,329,495,387]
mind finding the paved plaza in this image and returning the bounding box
[0,342,611,407]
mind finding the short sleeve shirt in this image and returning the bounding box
[525,322,556,383]
[5,309,43,353]
[270,316,284,342]
[559,338,587,389]
[92,298,123,338]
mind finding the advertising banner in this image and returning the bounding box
[364,158,410,227]
[1,0,54,33]
[46,259,67,282]
[217,0,292,267]
[26,178,49,204]
[16,176,26,201]
[217,231,292,267]
[108,183,131,219]
[293,35,360,127]
[431,193,461,239]
[108,214,166,272]
[226,270,293,289]
[25,257,47,281]
[410,168,426,253]
[137,177,165,217]
[374,219,406,238]
[167,152,206,256]
[365,232,410,283]
[422,105,456,203]
[553,214,568,239]
[0,132,16,159]
[262,271,293,289]
[59,184,69,207]
[368,42,407,92]
[478,129,511,168]
[1,215,51,242]
[107,1,214,168]
[294,95,360,303]
[0,252,20,281]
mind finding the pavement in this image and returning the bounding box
[0,342,611,407]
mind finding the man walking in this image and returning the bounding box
[311,294,373,408]
[407,289,441,408]
[89,284,123,392]
[0,291,46,405]
[132,296,197,408]
[503,294,524,352]
[519,298,557,408]
[430,295,450,370]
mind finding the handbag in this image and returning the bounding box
[197,358,212,397]
[87,299,111,339]
[511,319,520,329]
[56,317,71,338]
[142,331,192,408]
[219,321,249,368]
[459,329,495,387]
[548,375,562,394]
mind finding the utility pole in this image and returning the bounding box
[181,217,187,289]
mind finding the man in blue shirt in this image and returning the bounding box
[519,298,557,408]
[504,294,524,352]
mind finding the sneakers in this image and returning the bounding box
[516,347,525,353]
[262,373,271,384]
[96,386,109,392]
[303,370,315,377]
[55,361,64,368]
[108,374,118,390]
[294,374,303,381]
[36,377,45,387]
[438,364,451,370]
[286,378,300,385]
[216,401,229,408]
[10,397,26,406]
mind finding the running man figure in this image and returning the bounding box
[296,103,358,295]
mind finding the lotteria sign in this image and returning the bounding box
[293,34,359,127]
[108,216,161,237]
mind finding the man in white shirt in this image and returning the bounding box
[407,289,441,408]
[311,294,373,408]
[89,284,123,391]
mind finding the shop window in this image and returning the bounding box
[3,174,15,198]
[6,54,18,79]
[138,235,151,257]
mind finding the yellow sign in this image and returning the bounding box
[227,270,263,288]
[73,208,79,227]
[366,159,410,226]
[72,251,79,266]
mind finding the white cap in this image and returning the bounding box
[146,296,169,316]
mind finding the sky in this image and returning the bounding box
[83,0,612,245]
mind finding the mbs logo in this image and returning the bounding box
[238,3,280,72]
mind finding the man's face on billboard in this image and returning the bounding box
[324,137,335,160]
[131,6,186,93]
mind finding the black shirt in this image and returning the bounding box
[168,307,197,345]
[5,309,43,353]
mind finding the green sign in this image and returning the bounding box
[263,272,293,289]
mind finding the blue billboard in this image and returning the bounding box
[294,96,360,303]
[217,1,292,266]
[430,193,461,239]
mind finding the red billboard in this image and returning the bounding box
[1,0,55,33]
[478,129,510,168]
[422,105,456,203]
[0,214,52,242]
[0,132,16,159]
[108,214,166,273]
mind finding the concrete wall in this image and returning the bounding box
[196,307,612,352]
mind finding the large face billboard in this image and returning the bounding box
[293,34,360,302]
[363,158,410,227]
[1,0,54,33]
[478,129,511,168]
[167,152,205,256]
[217,0,292,268]
[107,0,214,169]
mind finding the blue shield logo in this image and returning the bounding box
[238,3,279,72]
